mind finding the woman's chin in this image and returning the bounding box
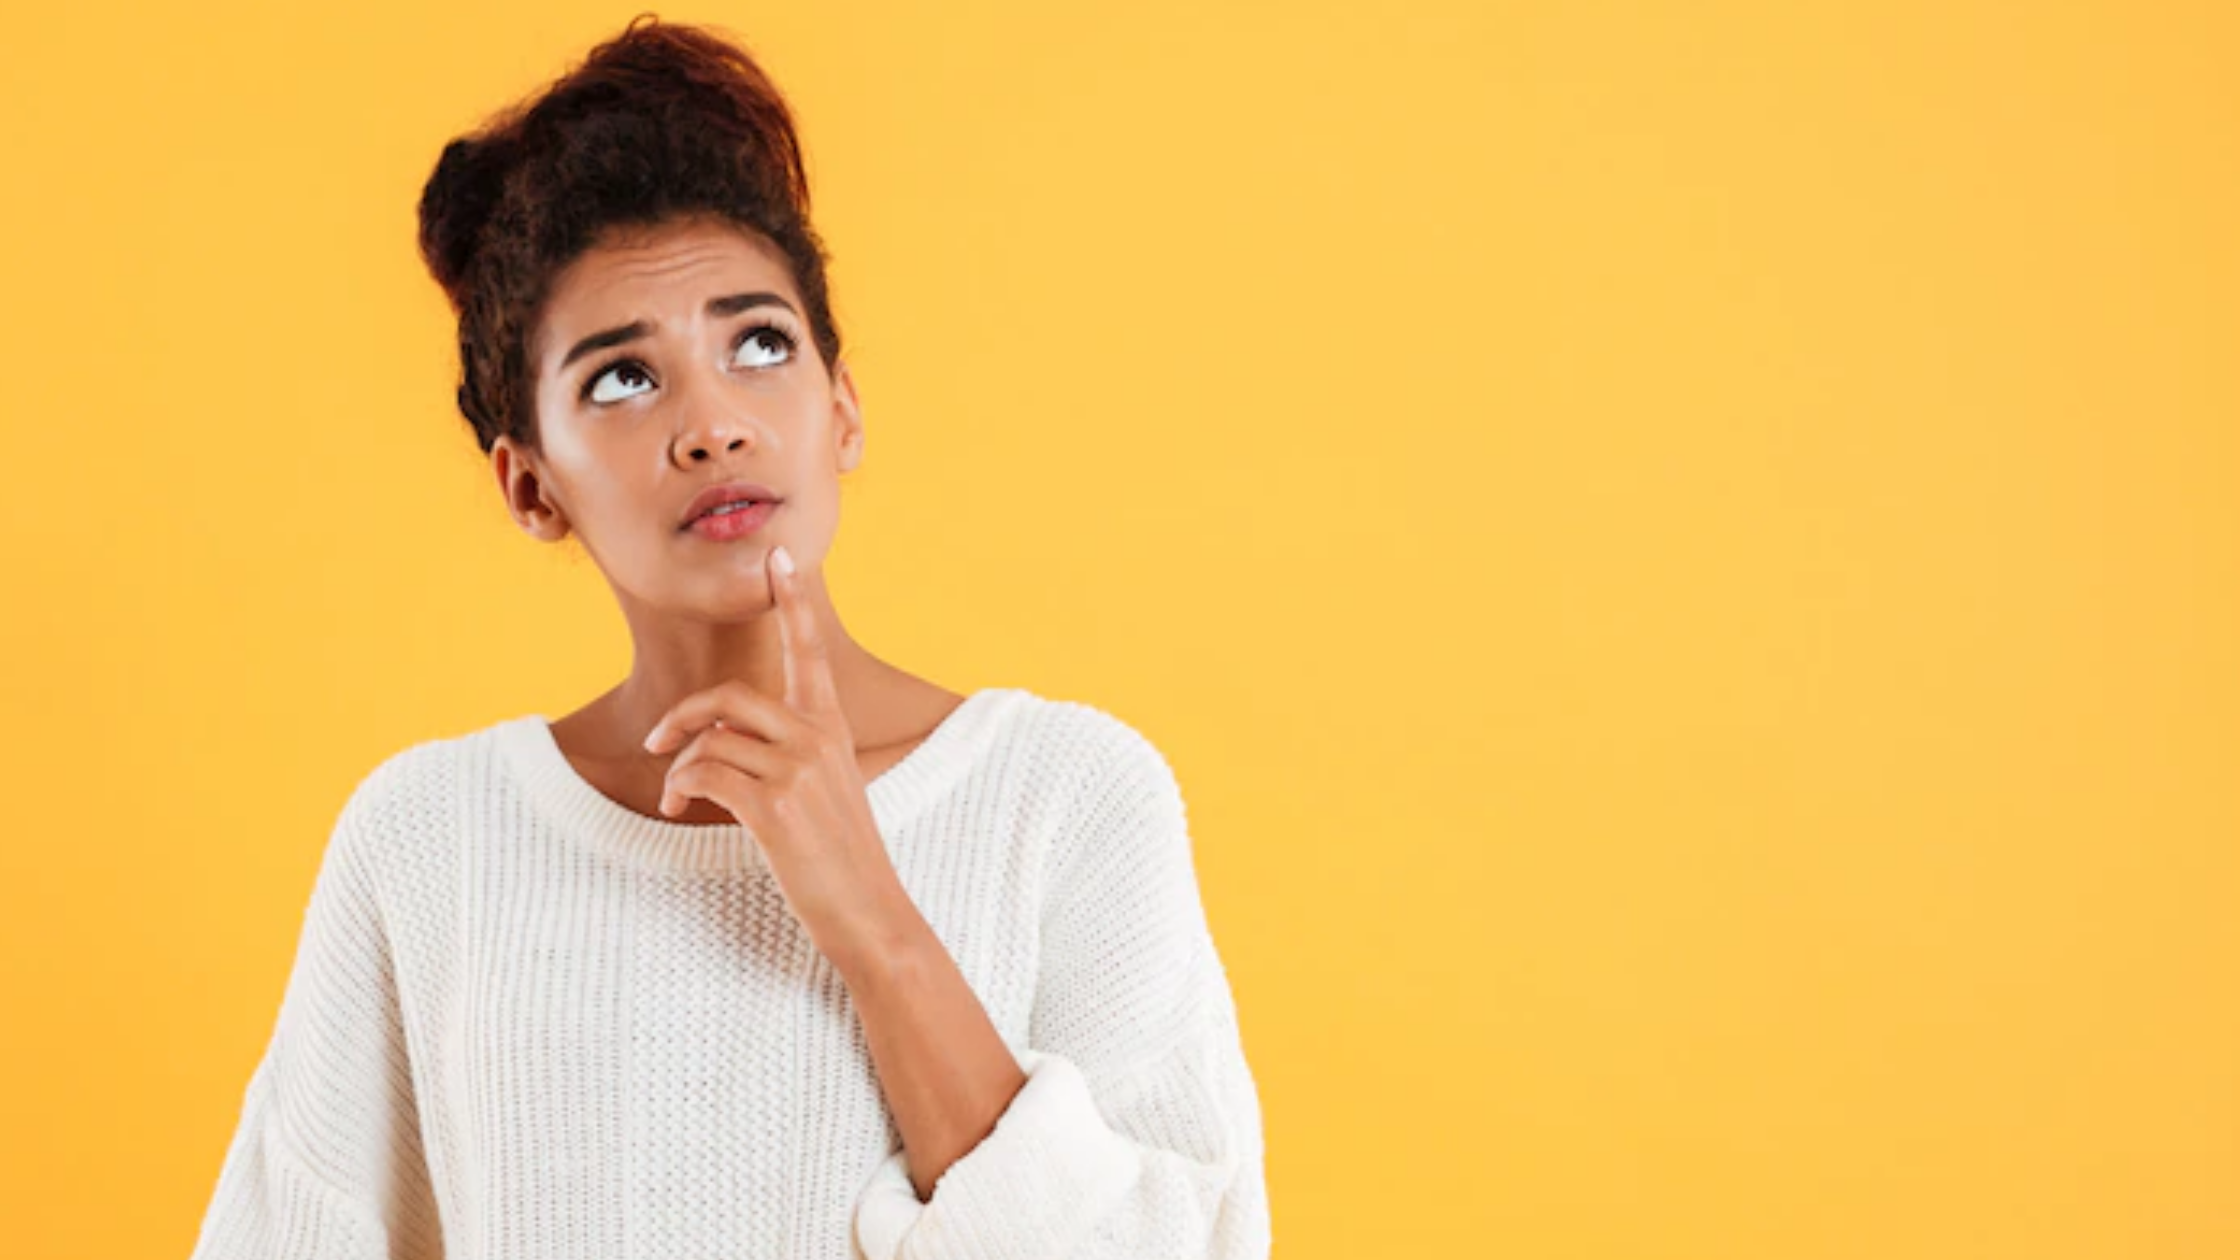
[664,581,777,623]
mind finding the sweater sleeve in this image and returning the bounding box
[188,759,444,1260]
[852,715,1272,1260]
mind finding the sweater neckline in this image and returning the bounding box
[492,685,1027,877]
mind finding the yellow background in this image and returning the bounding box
[3,2,2234,1256]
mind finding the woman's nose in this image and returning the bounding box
[671,374,757,462]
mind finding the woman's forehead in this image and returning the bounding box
[562,220,788,304]
[536,220,798,355]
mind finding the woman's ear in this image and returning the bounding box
[491,436,571,541]
[831,359,866,474]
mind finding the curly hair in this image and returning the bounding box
[415,13,844,454]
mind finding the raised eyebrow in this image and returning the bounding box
[558,291,803,373]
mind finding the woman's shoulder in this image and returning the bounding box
[336,718,499,813]
[994,682,1150,750]
[999,689,1187,821]
[320,718,512,878]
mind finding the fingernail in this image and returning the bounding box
[642,728,661,752]
[772,544,795,578]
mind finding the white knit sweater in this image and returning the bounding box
[187,685,1271,1260]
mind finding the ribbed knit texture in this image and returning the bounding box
[186,685,1271,1260]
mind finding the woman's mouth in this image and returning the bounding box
[683,499,778,540]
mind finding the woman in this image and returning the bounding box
[187,14,1270,1260]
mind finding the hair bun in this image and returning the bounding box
[417,133,518,303]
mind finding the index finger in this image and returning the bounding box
[770,544,843,720]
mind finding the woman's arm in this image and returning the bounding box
[850,715,1273,1260]
[830,887,1033,1204]
[188,759,442,1260]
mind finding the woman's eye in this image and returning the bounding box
[582,325,795,406]
[586,361,652,405]
[735,325,795,369]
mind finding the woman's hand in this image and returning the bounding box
[639,544,912,969]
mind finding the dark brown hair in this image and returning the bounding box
[416,13,843,454]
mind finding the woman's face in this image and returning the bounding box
[493,213,861,620]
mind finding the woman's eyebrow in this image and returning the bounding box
[557,291,801,372]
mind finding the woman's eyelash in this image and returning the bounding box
[578,320,799,402]
[733,318,799,361]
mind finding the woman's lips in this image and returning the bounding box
[684,499,778,540]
